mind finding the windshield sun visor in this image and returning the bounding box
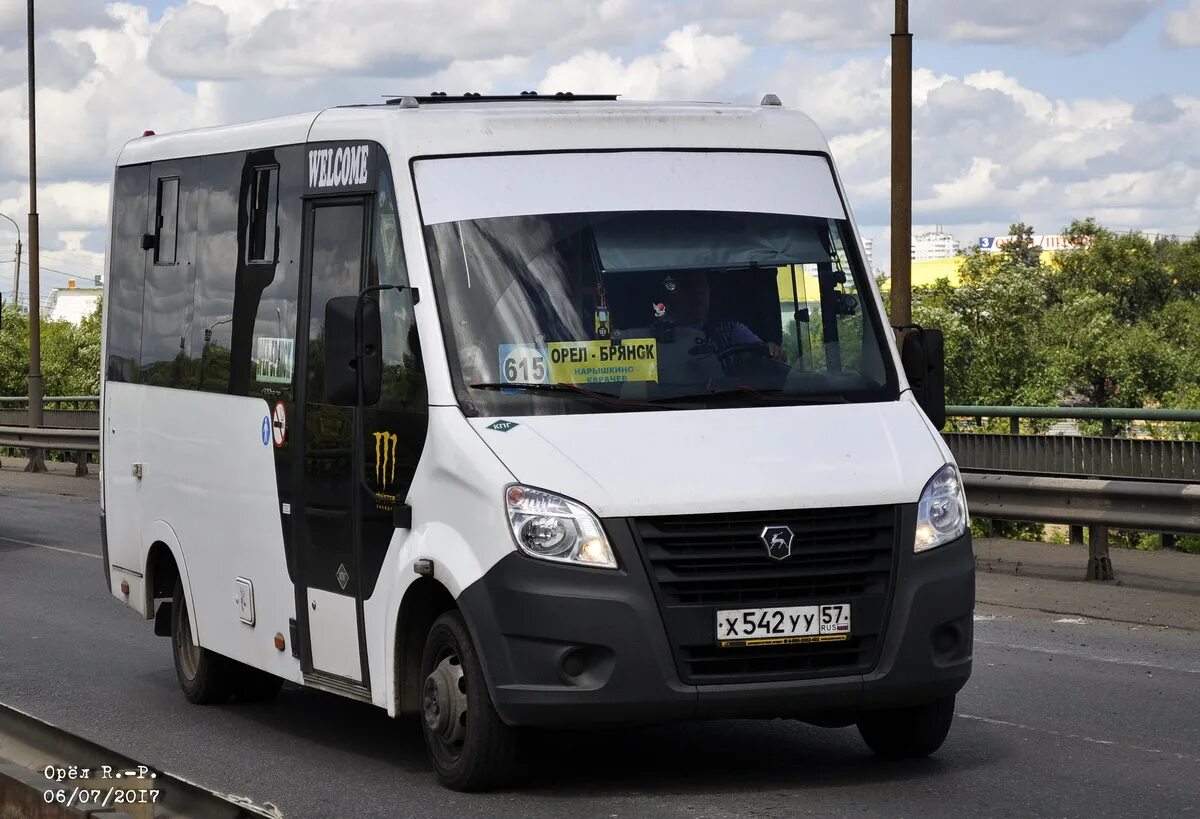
[592,211,831,274]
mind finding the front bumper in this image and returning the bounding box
[458,517,973,727]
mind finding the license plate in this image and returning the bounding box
[716,603,851,647]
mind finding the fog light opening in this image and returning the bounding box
[932,623,961,658]
[560,648,585,679]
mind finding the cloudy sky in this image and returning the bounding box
[0,0,1198,305]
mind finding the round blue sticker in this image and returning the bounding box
[261,416,271,446]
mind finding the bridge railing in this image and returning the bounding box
[0,396,101,475]
[945,405,1200,580]
[1,398,1197,579]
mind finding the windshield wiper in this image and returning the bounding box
[468,382,678,410]
[645,385,849,405]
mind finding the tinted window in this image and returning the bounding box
[370,171,425,411]
[307,204,364,403]
[247,165,278,264]
[155,177,178,265]
[191,154,241,393]
[248,148,302,397]
[141,163,198,387]
[105,165,149,382]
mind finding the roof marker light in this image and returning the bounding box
[760,94,782,107]
[142,130,155,137]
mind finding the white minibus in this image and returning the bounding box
[101,93,971,790]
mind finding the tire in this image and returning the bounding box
[170,579,238,704]
[419,611,520,791]
[856,695,956,759]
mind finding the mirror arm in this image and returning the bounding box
[352,283,418,527]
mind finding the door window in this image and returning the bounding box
[306,205,365,404]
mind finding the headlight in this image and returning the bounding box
[915,463,969,553]
[505,485,617,569]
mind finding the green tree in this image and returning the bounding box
[0,300,102,398]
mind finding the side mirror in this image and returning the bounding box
[901,327,946,430]
[324,295,382,407]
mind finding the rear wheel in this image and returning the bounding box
[171,580,282,704]
[856,695,956,759]
[420,611,520,791]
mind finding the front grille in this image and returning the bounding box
[634,505,899,684]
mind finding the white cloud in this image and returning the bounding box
[0,0,115,48]
[689,0,1161,53]
[0,0,1194,294]
[146,0,660,80]
[538,25,752,98]
[1165,0,1200,46]
[773,54,1200,248]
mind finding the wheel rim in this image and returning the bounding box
[175,597,201,681]
[422,651,467,757]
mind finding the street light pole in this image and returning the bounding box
[0,212,20,306]
[25,0,45,472]
[891,0,913,328]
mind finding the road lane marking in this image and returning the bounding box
[958,714,1199,763]
[976,638,1199,674]
[0,535,101,560]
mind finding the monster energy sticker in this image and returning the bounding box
[373,431,398,491]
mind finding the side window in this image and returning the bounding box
[191,153,241,393]
[105,165,150,382]
[247,165,278,264]
[155,177,179,265]
[307,204,366,404]
[371,170,426,411]
[248,147,303,397]
[142,165,197,387]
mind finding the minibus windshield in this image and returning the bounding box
[417,154,898,416]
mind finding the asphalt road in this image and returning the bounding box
[1,487,1197,818]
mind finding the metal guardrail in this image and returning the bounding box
[0,426,99,452]
[0,396,101,475]
[0,700,280,817]
[963,473,1200,534]
[947,405,1200,579]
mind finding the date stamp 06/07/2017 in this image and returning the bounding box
[40,763,162,810]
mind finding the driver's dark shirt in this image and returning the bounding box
[711,319,762,349]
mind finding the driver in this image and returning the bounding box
[665,271,787,362]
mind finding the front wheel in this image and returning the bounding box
[856,695,956,759]
[420,611,520,791]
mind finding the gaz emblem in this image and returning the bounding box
[760,525,794,561]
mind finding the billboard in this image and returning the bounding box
[978,235,1089,252]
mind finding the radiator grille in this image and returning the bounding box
[634,505,898,683]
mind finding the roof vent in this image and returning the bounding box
[760,94,783,107]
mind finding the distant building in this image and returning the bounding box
[862,238,876,272]
[46,280,102,325]
[978,234,1090,253]
[911,228,958,262]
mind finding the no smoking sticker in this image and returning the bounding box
[271,401,287,448]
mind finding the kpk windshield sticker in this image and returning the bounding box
[498,340,659,385]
